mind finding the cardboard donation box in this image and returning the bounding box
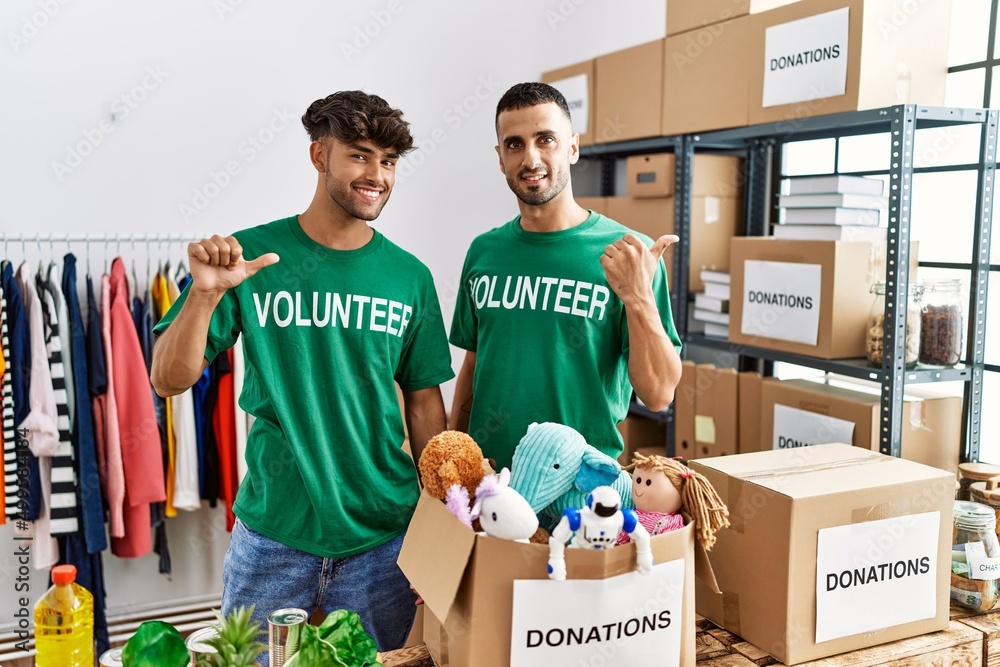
[663,16,751,136]
[757,377,963,473]
[692,365,739,458]
[748,0,953,125]
[595,40,664,142]
[667,0,803,35]
[691,444,954,665]
[399,491,718,667]
[542,60,595,145]
[729,238,881,359]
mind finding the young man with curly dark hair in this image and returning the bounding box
[151,91,452,662]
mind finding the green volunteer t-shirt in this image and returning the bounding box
[154,216,454,558]
[449,211,682,470]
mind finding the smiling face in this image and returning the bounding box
[495,102,578,207]
[632,469,682,514]
[320,138,398,221]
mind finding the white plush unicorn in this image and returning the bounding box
[444,468,539,543]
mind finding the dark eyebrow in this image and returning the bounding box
[347,143,375,154]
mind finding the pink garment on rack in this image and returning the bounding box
[109,258,165,505]
[100,274,127,540]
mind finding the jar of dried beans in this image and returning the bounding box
[919,280,964,367]
[866,282,921,368]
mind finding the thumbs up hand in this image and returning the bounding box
[188,234,280,297]
[600,233,678,305]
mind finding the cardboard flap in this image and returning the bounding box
[397,492,477,623]
[695,541,720,593]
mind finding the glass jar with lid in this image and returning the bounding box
[952,500,1000,612]
[959,463,1000,501]
[866,282,921,368]
[919,279,964,367]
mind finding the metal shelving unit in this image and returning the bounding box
[582,105,996,461]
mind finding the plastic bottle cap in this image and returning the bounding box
[52,564,77,585]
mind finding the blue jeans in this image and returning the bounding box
[221,518,417,667]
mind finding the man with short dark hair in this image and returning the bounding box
[151,91,453,662]
[449,82,682,471]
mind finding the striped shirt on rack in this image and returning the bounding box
[37,273,79,534]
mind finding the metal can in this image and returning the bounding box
[186,625,219,666]
[268,608,309,667]
[99,648,124,667]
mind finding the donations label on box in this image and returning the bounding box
[549,73,589,135]
[772,404,855,450]
[740,260,822,345]
[762,7,850,108]
[511,558,685,667]
[815,512,940,643]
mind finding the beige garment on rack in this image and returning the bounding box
[166,276,200,511]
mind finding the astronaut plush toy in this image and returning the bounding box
[547,486,653,581]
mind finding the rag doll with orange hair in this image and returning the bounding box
[616,452,730,551]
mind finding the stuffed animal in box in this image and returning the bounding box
[466,468,540,542]
[547,486,652,581]
[509,422,633,531]
[616,452,729,550]
[418,430,491,503]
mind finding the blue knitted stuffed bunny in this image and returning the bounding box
[509,422,633,531]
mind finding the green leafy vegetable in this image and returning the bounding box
[122,620,189,667]
[284,610,383,667]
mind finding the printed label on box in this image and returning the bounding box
[740,260,822,345]
[704,197,720,224]
[695,415,717,444]
[815,512,939,643]
[511,558,684,667]
[762,7,850,108]
[772,404,855,450]
[549,73,589,135]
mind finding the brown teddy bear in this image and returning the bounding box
[418,430,549,543]
[418,430,491,501]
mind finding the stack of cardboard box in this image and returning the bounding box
[543,0,952,139]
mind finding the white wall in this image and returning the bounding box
[0,0,666,629]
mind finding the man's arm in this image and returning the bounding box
[601,234,682,412]
[150,293,218,397]
[448,351,476,431]
[150,234,278,398]
[403,385,448,466]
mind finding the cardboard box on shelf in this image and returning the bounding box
[728,238,880,359]
[756,377,962,473]
[737,371,765,453]
[675,360,698,459]
[667,0,803,36]
[693,365,739,458]
[617,415,667,466]
[625,154,745,199]
[595,39,664,143]
[627,154,675,198]
[542,59,595,146]
[748,0,952,125]
[691,443,955,665]
[605,196,675,280]
[663,16,751,136]
[606,194,742,293]
[399,491,719,667]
